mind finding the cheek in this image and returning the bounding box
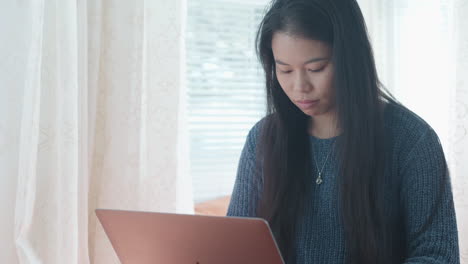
[317,72,335,99]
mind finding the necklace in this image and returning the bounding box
[313,142,335,185]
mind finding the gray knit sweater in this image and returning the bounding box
[227,103,459,263]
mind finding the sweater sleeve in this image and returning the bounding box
[400,128,460,263]
[226,122,262,217]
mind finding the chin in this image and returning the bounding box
[302,109,321,117]
[302,105,335,118]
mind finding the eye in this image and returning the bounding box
[308,67,325,73]
[279,70,292,74]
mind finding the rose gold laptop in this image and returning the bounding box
[95,209,284,264]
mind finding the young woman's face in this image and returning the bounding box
[271,32,336,118]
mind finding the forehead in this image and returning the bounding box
[271,32,331,63]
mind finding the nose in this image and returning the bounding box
[292,70,313,93]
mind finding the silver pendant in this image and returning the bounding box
[316,173,323,185]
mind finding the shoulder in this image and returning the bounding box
[245,115,270,149]
[383,102,433,137]
[383,102,439,144]
[383,102,443,166]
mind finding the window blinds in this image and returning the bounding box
[186,0,269,203]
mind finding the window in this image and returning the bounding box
[186,0,269,203]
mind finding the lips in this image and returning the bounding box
[295,99,319,109]
[296,100,318,104]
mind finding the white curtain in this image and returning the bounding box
[452,1,468,261]
[0,0,193,263]
[359,0,468,262]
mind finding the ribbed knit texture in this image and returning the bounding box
[227,103,460,263]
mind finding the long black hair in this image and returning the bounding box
[253,0,445,263]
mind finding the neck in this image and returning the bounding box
[308,111,340,139]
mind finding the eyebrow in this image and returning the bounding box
[275,57,328,66]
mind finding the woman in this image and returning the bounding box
[226,0,460,263]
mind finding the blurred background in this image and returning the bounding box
[0,0,467,263]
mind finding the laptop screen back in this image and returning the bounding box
[95,209,284,264]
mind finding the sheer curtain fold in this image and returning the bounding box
[89,1,193,261]
[15,0,86,263]
[0,0,192,263]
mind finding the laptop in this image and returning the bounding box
[95,209,285,264]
